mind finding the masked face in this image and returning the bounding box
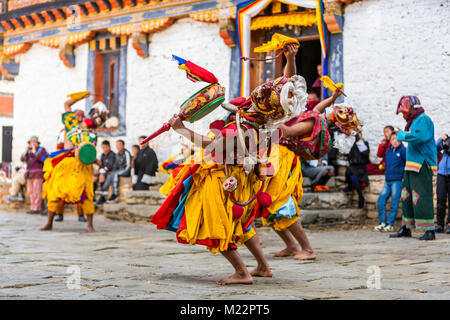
[330,105,361,135]
[251,76,288,119]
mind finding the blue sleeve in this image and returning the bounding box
[396,116,433,144]
[436,139,442,152]
[400,146,407,162]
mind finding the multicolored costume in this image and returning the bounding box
[42,110,99,215]
[150,59,307,253]
[257,105,361,231]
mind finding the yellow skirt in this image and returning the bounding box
[261,145,303,231]
[175,162,262,254]
[42,156,94,211]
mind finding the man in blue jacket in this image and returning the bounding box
[374,132,406,232]
[436,133,450,234]
[390,96,437,240]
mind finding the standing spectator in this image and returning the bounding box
[311,64,322,98]
[96,140,117,205]
[367,125,394,175]
[7,165,26,202]
[435,133,450,234]
[390,96,437,240]
[20,136,47,214]
[106,140,132,203]
[343,132,370,209]
[133,136,158,190]
[305,91,320,111]
[374,132,406,232]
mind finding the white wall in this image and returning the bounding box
[12,43,89,163]
[12,18,232,164]
[125,17,231,161]
[343,0,450,162]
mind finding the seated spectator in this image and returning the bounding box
[374,132,406,232]
[106,140,132,203]
[20,136,47,214]
[130,144,140,186]
[301,154,334,192]
[436,133,450,234]
[96,140,117,205]
[7,165,26,202]
[367,125,394,175]
[133,136,158,190]
[343,132,370,209]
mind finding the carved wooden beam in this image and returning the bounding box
[57,8,67,20]
[46,10,56,22]
[5,20,16,31]
[59,45,76,68]
[25,15,36,26]
[16,17,26,29]
[36,12,45,24]
[114,0,124,9]
[101,0,112,11]
[79,4,89,16]
[90,2,100,13]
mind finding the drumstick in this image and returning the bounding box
[140,113,185,145]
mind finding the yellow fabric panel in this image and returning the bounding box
[177,163,262,254]
[264,145,303,214]
[264,215,299,232]
[44,157,94,205]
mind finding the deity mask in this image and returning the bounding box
[329,105,361,135]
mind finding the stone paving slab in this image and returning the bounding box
[0,211,449,300]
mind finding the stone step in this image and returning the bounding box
[124,190,166,205]
[299,208,366,225]
[103,203,160,222]
[299,192,352,209]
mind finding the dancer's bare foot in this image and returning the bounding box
[39,224,52,231]
[216,272,253,285]
[293,249,316,261]
[272,247,299,257]
[250,266,273,278]
[87,225,96,233]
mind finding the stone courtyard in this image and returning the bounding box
[0,211,449,300]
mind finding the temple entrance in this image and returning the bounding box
[276,37,322,96]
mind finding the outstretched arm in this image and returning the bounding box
[283,44,298,78]
[280,118,315,139]
[169,114,214,149]
[64,93,90,112]
[313,90,341,113]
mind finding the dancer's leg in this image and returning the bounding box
[86,214,95,233]
[218,249,253,285]
[244,234,272,277]
[40,211,56,231]
[287,220,316,260]
[273,229,300,257]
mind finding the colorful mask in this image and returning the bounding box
[329,105,361,135]
[251,76,288,118]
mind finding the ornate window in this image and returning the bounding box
[86,32,127,136]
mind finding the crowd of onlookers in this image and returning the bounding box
[7,135,159,217]
[94,136,158,205]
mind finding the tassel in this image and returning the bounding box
[232,204,244,219]
[257,192,272,207]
